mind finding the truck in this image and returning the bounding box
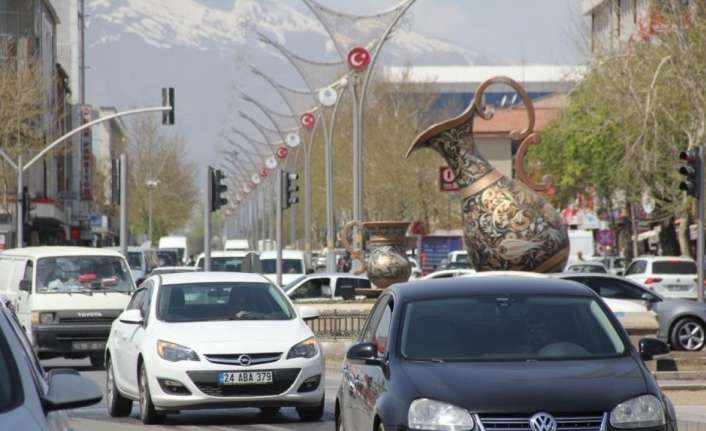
[416,235,465,274]
[568,230,595,261]
[158,236,188,265]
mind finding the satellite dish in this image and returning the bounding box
[251,174,261,184]
[286,132,301,148]
[318,87,338,107]
[265,156,277,169]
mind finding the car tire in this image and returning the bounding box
[671,317,706,351]
[139,363,165,425]
[296,396,324,422]
[259,407,281,417]
[89,352,105,369]
[106,357,133,417]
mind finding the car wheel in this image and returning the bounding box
[90,352,105,369]
[106,357,132,417]
[671,318,706,351]
[139,363,165,424]
[259,407,281,417]
[296,396,324,422]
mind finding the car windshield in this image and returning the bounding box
[568,264,606,273]
[0,320,21,413]
[285,275,307,292]
[653,261,696,274]
[455,253,469,263]
[36,256,133,294]
[261,259,303,274]
[401,295,625,362]
[197,257,243,272]
[157,282,294,322]
[127,252,142,269]
[157,251,178,266]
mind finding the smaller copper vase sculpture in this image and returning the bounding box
[341,221,411,289]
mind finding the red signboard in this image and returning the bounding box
[439,166,459,192]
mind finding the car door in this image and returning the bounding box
[335,277,361,299]
[360,297,393,431]
[124,281,154,393]
[290,278,327,302]
[343,295,391,431]
[113,287,146,393]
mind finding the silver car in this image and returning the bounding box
[557,273,706,351]
[0,302,102,429]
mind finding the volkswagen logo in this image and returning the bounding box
[530,413,557,431]
[238,354,252,367]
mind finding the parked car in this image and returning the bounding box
[0,301,102,429]
[565,261,608,274]
[558,273,706,351]
[194,250,250,272]
[260,250,310,286]
[285,273,370,301]
[0,247,135,366]
[589,256,626,276]
[625,256,698,299]
[336,276,675,431]
[147,266,198,277]
[105,272,324,424]
[421,269,476,279]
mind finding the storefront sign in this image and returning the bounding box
[80,106,93,201]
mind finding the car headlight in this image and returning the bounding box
[32,312,57,325]
[408,398,475,431]
[156,340,199,362]
[610,394,665,429]
[287,337,318,359]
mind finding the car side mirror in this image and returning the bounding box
[641,293,660,303]
[307,268,314,275]
[19,280,31,293]
[118,309,144,325]
[347,343,380,364]
[639,338,669,361]
[42,369,102,412]
[299,306,320,321]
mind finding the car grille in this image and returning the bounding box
[59,317,116,324]
[478,414,606,431]
[187,368,300,397]
[203,353,282,366]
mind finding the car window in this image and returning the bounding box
[3,310,47,395]
[568,277,646,300]
[291,279,325,300]
[361,296,391,343]
[127,252,143,269]
[567,264,607,274]
[653,261,696,274]
[357,278,371,289]
[0,317,22,413]
[127,289,146,311]
[141,282,154,322]
[22,261,33,284]
[372,302,393,356]
[401,295,626,361]
[626,260,646,275]
[35,256,133,294]
[197,257,244,272]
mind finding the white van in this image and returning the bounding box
[0,247,135,366]
[109,246,158,285]
[158,236,188,265]
[259,250,310,286]
[224,238,250,251]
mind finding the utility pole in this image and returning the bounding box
[698,145,705,303]
[204,167,212,271]
[276,169,283,287]
[16,156,22,248]
[79,0,86,106]
[119,154,128,257]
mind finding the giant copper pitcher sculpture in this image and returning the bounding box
[407,76,569,272]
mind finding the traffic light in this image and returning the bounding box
[679,148,701,198]
[21,187,30,224]
[281,171,299,210]
[162,87,175,125]
[210,168,228,212]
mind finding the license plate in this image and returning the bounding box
[218,371,273,385]
[72,341,106,351]
[667,285,690,291]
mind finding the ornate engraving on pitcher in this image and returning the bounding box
[406,76,569,272]
[341,221,411,289]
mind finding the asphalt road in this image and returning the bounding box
[43,358,339,431]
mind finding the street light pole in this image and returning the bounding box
[16,156,23,248]
[145,179,159,245]
[119,154,128,257]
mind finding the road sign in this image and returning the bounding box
[597,229,615,246]
[439,166,460,192]
[347,47,371,71]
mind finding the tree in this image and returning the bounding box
[127,118,197,243]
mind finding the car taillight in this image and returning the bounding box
[644,277,662,285]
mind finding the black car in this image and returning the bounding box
[336,276,676,431]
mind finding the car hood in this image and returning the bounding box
[154,320,311,354]
[399,356,647,413]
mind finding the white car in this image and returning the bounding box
[564,261,608,274]
[260,250,309,286]
[284,273,370,301]
[421,269,477,280]
[625,256,698,299]
[105,272,325,424]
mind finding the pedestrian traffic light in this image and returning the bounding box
[281,171,299,210]
[210,168,228,212]
[679,149,701,198]
[162,87,175,125]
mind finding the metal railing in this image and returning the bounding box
[307,310,368,339]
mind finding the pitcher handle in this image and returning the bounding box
[340,221,366,270]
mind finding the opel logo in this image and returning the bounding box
[530,413,557,431]
[238,354,252,366]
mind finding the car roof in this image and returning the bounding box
[1,246,125,259]
[301,272,366,279]
[633,255,694,262]
[196,251,250,259]
[107,246,149,253]
[260,250,304,259]
[567,261,605,266]
[390,276,594,301]
[157,272,271,285]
